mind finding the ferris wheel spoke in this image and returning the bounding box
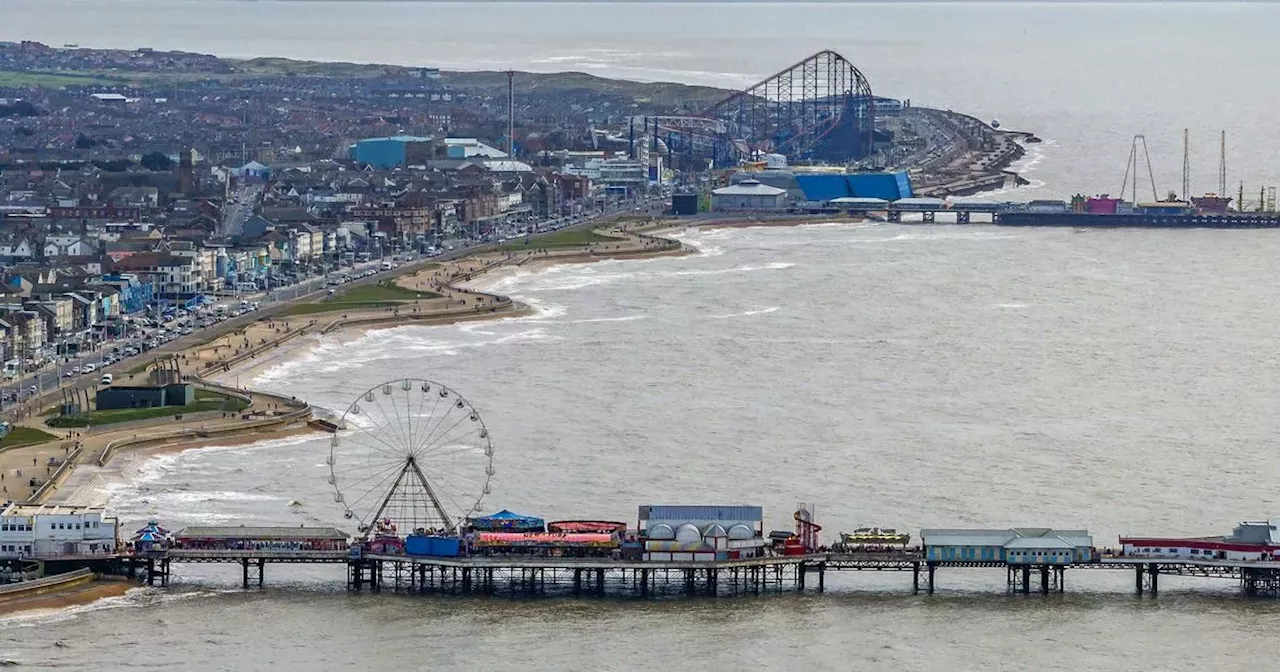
[348,416,413,461]
[413,389,462,456]
[367,394,410,456]
[405,380,432,455]
[418,423,485,458]
[381,384,416,456]
[345,464,411,514]
[415,412,473,458]
[333,459,405,501]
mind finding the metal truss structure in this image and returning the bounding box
[701,50,875,164]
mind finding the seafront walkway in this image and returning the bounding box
[0,220,688,507]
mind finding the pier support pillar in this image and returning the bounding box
[1020,566,1030,594]
[1148,564,1159,596]
[1135,564,1144,595]
[927,562,936,595]
[573,569,582,595]
[923,210,936,223]
[798,563,806,591]
[1040,566,1049,594]
[957,210,971,224]
[596,568,605,595]
[462,567,471,593]
[818,562,825,593]
[912,562,920,594]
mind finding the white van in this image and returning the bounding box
[100,373,113,386]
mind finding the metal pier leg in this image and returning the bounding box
[927,562,936,595]
[1021,566,1030,594]
[242,559,249,589]
[641,568,649,596]
[595,568,604,595]
[573,569,582,595]
[257,559,264,587]
[1135,564,1144,595]
[912,562,920,594]
[161,559,170,588]
[147,559,156,586]
[1040,566,1049,594]
[1148,564,1159,596]
[1057,567,1065,593]
[462,568,471,593]
[798,563,806,591]
[818,562,825,593]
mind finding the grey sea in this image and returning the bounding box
[8,2,1280,670]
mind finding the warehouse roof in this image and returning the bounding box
[712,180,786,196]
[175,526,348,540]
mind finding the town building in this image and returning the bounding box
[0,503,118,559]
[711,180,788,211]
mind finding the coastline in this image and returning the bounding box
[0,214,838,617]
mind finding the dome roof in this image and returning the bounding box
[728,524,755,540]
[647,523,675,540]
[675,523,702,543]
[702,524,728,538]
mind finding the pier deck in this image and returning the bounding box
[112,550,1280,598]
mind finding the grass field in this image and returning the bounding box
[46,390,249,428]
[0,427,58,450]
[497,229,617,251]
[285,281,441,316]
[0,70,120,87]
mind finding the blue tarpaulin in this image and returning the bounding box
[469,509,546,532]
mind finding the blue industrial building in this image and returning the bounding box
[351,136,434,169]
[921,528,1094,566]
[794,171,914,203]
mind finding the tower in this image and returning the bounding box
[1219,130,1227,197]
[1181,128,1189,201]
[506,70,515,158]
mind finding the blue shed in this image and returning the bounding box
[794,175,851,202]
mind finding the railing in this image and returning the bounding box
[31,446,82,502]
[0,568,93,595]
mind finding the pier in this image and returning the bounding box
[109,544,1280,599]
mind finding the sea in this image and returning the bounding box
[8,2,1280,670]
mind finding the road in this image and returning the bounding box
[0,194,667,421]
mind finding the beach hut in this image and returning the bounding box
[468,510,545,533]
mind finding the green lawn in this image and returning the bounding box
[46,390,249,428]
[0,427,58,450]
[0,70,119,87]
[285,280,440,316]
[497,229,618,251]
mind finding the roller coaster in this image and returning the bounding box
[640,50,876,168]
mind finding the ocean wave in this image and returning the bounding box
[664,262,794,277]
[707,306,781,319]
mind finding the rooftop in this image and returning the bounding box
[175,526,348,540]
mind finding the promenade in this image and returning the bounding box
[0,221,686,508]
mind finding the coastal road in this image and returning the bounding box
[0,194,666,421]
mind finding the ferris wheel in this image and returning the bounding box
[328,378,494,538]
